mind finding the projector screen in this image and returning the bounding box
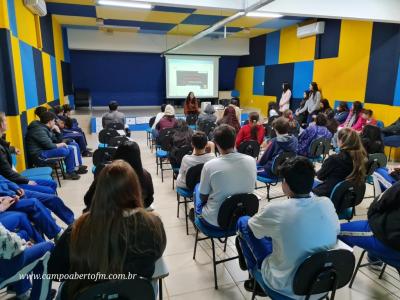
[166,55,219,98]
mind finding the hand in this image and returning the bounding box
[15,148,21,155]
[57,143,67,148]
[17,189,25,197]
[28,180,37,185]
[0,196,16,212]
[25,241,33,247]
[53,124,61,133]
[295,112,299,116]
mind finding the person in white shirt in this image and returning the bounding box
[152,104,166,130]
[176,131,215,189]
[279,82,291,113]
[236,156,341,299]
[197,124,257,227]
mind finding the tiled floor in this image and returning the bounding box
[3,112,400,299]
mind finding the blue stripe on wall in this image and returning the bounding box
[6,0,17,37]
[264,63,294,99]
[219,56,240,90]
[315,19,341,59]
[39,14,55,56]
[365,22,400,105]
[394,59,400,106]
[32,47,46,104]
[20,41,38,109]
[293,61,314,98]
[239,34,266,67]
[46,3,96,17]
[253,66,265,95]
[62,28,70,63]
[265,31,280,65]
[50,56,59,100]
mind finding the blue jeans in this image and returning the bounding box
[236,216,273,270]
[0,242,54,299]
[20,179,57,195]
[23,190,74,225]
[10,198,61,239]
[40,146,75,173]
[339,220,400,268]
[194,185,220,229]
[0,211,44,243]
[64,132,87,152]
[383,135,400,147]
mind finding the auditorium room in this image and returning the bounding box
[1,0,400,299]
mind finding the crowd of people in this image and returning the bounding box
[0,84,399,299]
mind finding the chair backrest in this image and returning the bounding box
[330,180,366,215]
[186,163,204,191]
[157,128,175,151]
[92,147,117,167]
[98,129,119,144]
[217,193,259,230]
[186,114,198,125]
[366,153,387,177]
[75,277,155,300]
[198,120,216,140]
[170,145,193,168]
[108,136,129,148]
[293,249,355,297]
[237,140,260,158]
[271,152,296,176]
[149,116,156,128]
[106,122,124,131]
[309,137,331,159]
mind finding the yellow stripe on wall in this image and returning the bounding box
[56,58,65,104]
[10,35,26,113]
[279,25,316,64]
[42,51,54,102]
[6,115,26,171]
[235,67,254,108]
[14,0,38,47]
[52,16,65,61]
[0,0,9,29]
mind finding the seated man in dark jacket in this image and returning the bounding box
[339,181,400,270]
[0,112,57,193]
[257,117,298,178]
[25,112,85,180]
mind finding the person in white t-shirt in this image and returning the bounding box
[176,131,215,189]
[236,156,341,299]
[279,82,291,113]
[196,124,257,228]
[151,104,166,130]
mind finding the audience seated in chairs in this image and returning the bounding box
[152,104,167,130]
[282,109,300,137]
[196,124,256,228]
[258,117,298,178]
[334,101,349,125]
[236,156,342,298]
[235,112,265,149]
[84,141,154,211]
[339,181,400,278]
[313,128,367,200]
[295,91,310,128]
[176,131,215,190]
[0,223,54,300]
[49,160,166,299]
[197,104,217,128]
[361,124,384,155]
[155,105,178,135]
[25,112,86,180]
[217,106,241,133]
[101,101,131,137]
[298,113,332,157]
[56,118,92,157]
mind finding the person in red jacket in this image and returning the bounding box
[235,112,265,148]
[184,92,199,116]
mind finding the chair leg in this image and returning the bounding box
[176,193,180,218]
[59,160,66,179]
[267,184,271,202]
[54,165,61,187]
[211,238,218,289]
[388,147,392,161]
[160,159,164,182]
[251,277,257,300]
[223,238,228,252]
[378,264,387,279]
[193,229,199,259]
[349,250,367,288]
[159,278,163,300]
[156,156,159,175]
[184,197,189,235]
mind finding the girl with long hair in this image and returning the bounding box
[334,102,349,125]
[184,91,199,116]
[279,82,292,113]
[235,112,265,148]
[361,124,384,154]
[49,160,166,299]
[217,106,241,133]
[296,82,321,123]
[313,128,367,200]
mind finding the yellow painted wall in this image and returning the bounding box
[0,0,9,29]
[279,25,316,64]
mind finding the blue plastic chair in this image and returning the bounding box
[376,120,384,128]
[12,154,54,183]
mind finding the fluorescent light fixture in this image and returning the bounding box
[97,0,152,9]
[246,11,283,18]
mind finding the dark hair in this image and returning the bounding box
[192,131,208,149]
[320,99,331,111]
[64,117,73,129]
[34,106,47,118]
[186,92,196,103]
[231,99,239,106]
[267,101,278,114]
[310,82,319,93]
[213,124,236,151]
[315,113,328,126]
[361,125,384,154]
[220,106,240,132]
[53,105,63,115]
[303,90,311,100]
[109,101,118,111]
[363,109,373,117]
[272,117,289,135]
[113,141,145,187]
[279,156,316,195]
[282,82,290,92]
[39,111,56,124]
[62,104,72,114]
[338,102,349,111]
[249,112,260,140]
[161,104,167,112]
[174,119,189,132]
[352,101,363,115]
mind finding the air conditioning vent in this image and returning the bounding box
[24,0,47,17]
[297,21,325,39]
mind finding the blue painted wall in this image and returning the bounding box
[70,50,240,106]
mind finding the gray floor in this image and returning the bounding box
[2,112,400,299]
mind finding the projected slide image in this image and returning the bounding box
[176,71,208,89]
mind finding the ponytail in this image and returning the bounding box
[249,112,259,141]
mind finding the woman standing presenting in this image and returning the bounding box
[279,82,291,113]
[184,92,200,116]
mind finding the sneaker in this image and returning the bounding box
[82,151,93,157]
[65,172,80,180]
[79,165,88,171]
[244,278,266,297]
[189,208,195,223]
[76,168,88,174]
[367,254,383,271]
